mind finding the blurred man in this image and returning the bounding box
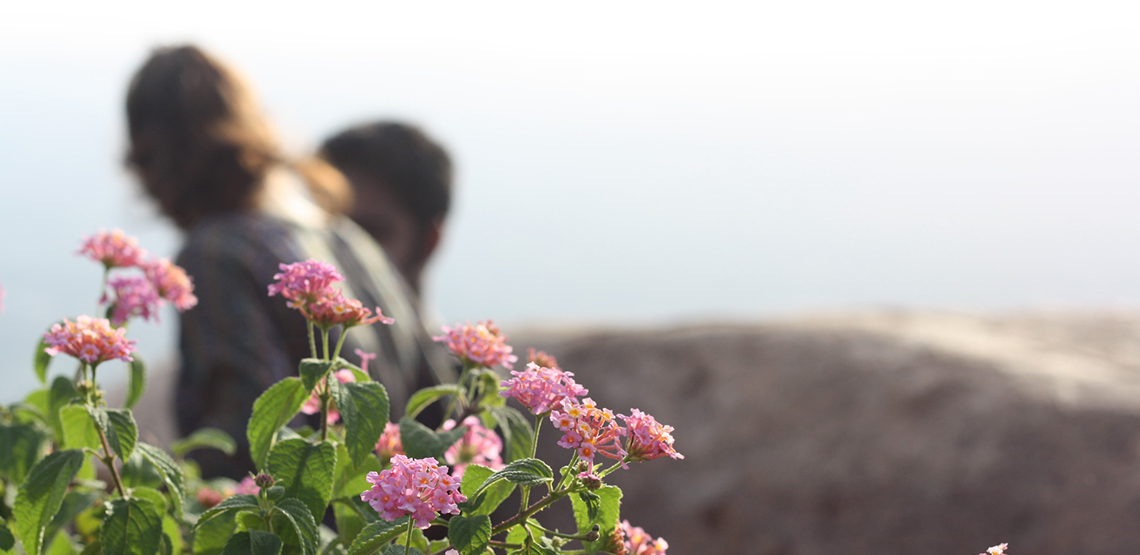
[320,122,452,301]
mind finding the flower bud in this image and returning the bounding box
[254,473,276,489]
[578,471,602,490]
[577,460,589,473]
[584,524,601,542]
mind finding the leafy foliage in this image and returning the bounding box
[247,378,310,469]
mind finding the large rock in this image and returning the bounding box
[515,311,1140,555]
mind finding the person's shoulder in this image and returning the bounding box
[177,213,296,269]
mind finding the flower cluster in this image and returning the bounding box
[619,409,683,462]
[301,369,357,423]
[143,258,198,311]
[268,259,393,330]
[435,321,517,370]
[360,455,466,529]
[105,276,162,326]
[79,228,147,269]
[78,230,197,325]
[550,398,626,467]
[979,545,1008,555]
[501,362,589,415]
[527,347,559,369]
[44,315,137,365]
[620,520,669,555]
[375,422,404,461]
[442,416,504,478]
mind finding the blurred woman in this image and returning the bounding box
[125,45,453,477]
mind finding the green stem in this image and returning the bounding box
[322,328,331,361]
[320,383,331,442]
[403,518,414,555]
[492,489,569,535]
[517,413,544,511]
[94,420,127,498]
[308,322,318,359]
[331,328,349,361]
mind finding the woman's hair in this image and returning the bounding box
[125,45,350,229]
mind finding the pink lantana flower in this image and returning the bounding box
[142,258,198,311]
[301,369,356,423]
[360,455,466,529]
[620,520,669,555]
[267,259,343,309]
[434,321,518,370]
[300,290,394,330]
[527,348,559,369]
[79,229,147,269]
[501,362,588,415]
[104,276,162,326]
[44,315,136,365]
[980,544,1008,555]
[619,408,683,463]
[375,422,404,461]
[441,416,504,478]
[549,398,625,467]
[355,348,377,374]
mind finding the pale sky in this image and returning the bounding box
[1,1,1138,399]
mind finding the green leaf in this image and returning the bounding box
[458,464,515,516]
[222,530,284,555]
[398,417,465,460]
[196,494,260,528]
[45,490,101,549]
[124,357,147,409]
[162,516,183,555]
[87,407,138,461]
[329,380,389,467]
[272,498,319,555]
[134,443,186,519]
[191,509,238,555]
[404,385,461,419]
[0,421,46,483]
[299,359,335,392]
[570,485,622,554]
[447,515,491,555]
[0,520,15,551]
[476,458,552,493]
[266,438,336,521]
[34,335,54,385]
[129,486,168,515]
[345,518,409,555]
[381,546,424,555]
[332,501,367,546]
[247,378,309,469]
[48,376,80,439]
[60,405,100,451]
[14,449,85,555]
[332,443,381,500]
[170,427,238,458]
[489,407,533,463]
[102,497,164,555]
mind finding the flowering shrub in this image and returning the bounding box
[0,229,1007,555]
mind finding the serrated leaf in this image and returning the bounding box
[458,464,514,516]
[299,359,335,393]
[570,485,622,554]
[129,486,168,515]
[192,509,238,555]
[34,335,54,385]
[87,407,138,461]
[222,530,283,555]
[170,428,237,458]
[247,378,309,469]
[196,494,260,528]
[332,443,382,500]
[102,497,164,555]
[60,405,100,451]
[398,417,465,461]
[489,407,533,463]
[404,385,461,419]
[447,515,491,555]
[330,380,389,466]
[134,443,185,519]
[125,357,147,409]
[266,438,336,521]
[272,498,319,555]
[476,459,552,493]
[381,546,424,555]
[14,449,85,555]
[345,517,409,555]
[0,421,46,483]
[45,490,100,549]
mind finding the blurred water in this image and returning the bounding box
[1,1,1139,402]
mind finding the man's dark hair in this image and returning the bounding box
[320,122,452,227]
